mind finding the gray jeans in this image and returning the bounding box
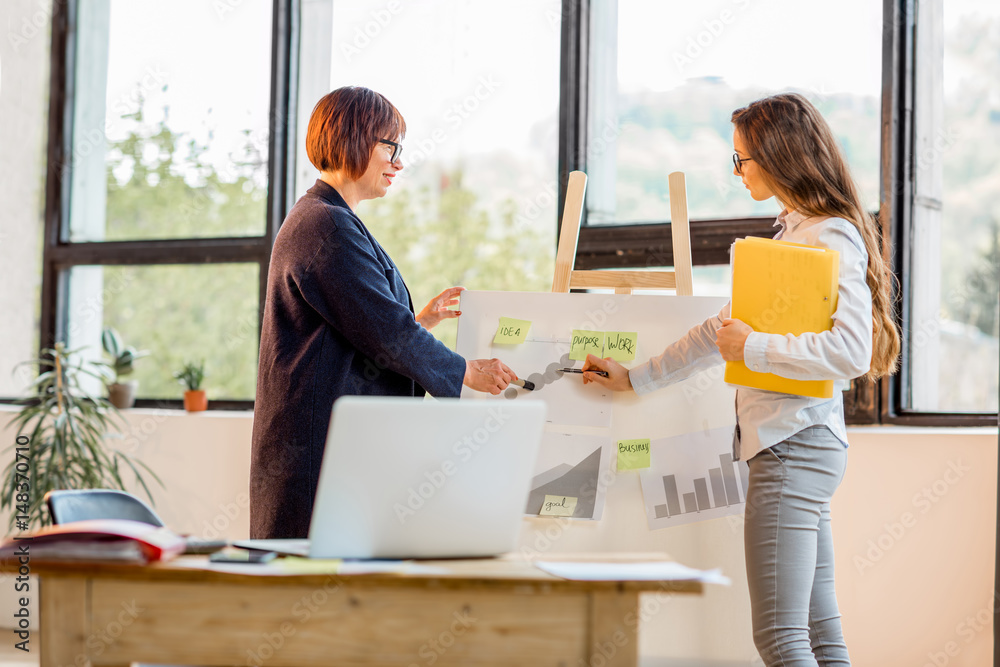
[745,425,851,666]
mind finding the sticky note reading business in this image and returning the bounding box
[539,495,578,517]
[617,438,651,470]
[493,317,532,344]
[604,332,638,362]
[569,330,605,361]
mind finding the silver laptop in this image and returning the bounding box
[239,396,546,559]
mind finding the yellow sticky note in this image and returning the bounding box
[275,556,342,574]
[493,317,532,344]
[569,330,604,361]
[617,438,651,470]
[539,495,577,517]
[604,332,637,362]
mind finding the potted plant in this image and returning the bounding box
[100,327,149,409]
[1,343,161,530]
[174,360,207,412]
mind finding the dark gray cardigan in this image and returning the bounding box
[250,180,466,539]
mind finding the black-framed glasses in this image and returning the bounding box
[733,153,753,175]
[378,138,403,163]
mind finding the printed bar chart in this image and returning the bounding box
[642,427,750,529]
[651,452,748,519]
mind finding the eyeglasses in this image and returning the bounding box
[379,138,403,164]
[733,153,753,175]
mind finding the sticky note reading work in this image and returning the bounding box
[617,438,651,470]
[493,317,532,344]
[539,495,578,517]
[604,332,638,362]
[569,330,604,361]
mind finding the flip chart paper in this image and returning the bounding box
[493,317,532,344]
[605,332,638,361]
[539,494,578,517]
[617,438,651,470]
[569,330,604,361]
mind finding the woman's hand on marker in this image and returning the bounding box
[416,286,466,331]
[581,354,633,392]
[464,358,517,395]
[715,318,753,361]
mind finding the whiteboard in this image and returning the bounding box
[456,290,758,664]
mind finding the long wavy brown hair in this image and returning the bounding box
[731,93,900,379]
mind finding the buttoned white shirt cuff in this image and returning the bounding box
[743,332,771,374]
[628,365,656,396]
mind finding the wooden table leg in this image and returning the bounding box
[587,589,639,667]
[40,577,89,667]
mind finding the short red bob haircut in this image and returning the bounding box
[305,86,406,180]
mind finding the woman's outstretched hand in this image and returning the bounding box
[416,286,465,331]
[464,358,516,395]
[581,354,633,392]
[715,318,753,361]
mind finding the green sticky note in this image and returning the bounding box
[617,438,651,470]
[539,495,577,517]
[493,317,532,344]
[605,332,638,362]
[569,330,605,361]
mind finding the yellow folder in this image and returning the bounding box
[724,236,839,398]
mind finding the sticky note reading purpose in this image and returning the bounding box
[569,330,604,361]
[617,438,651,470]
[539,495,578,517]
[493,317,532,344]
[604,332,638,362]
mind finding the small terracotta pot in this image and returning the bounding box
[183,389,208,412]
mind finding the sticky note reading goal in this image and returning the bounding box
[604,332,638,362]
[617,438,651,470]
[539,495,578,517]
[493,317,532,344]
[569,330,604,361]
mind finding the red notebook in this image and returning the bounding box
[0,519,187,564]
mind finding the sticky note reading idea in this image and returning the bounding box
[617,438,651,470]
[569,330,605,361]
[493,317,531,344]
[539,495,578,517]
[604,332,638,361]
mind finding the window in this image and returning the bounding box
[586,0,882,226]
[297,0,562,349]
[38,0,289,407]
[33,0,999,421]
[903,0,999,416]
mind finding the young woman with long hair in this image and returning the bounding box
[583,93,899,666]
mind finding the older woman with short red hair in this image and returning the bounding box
[251,86,517,539]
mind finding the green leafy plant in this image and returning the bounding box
[173,360,205,392]
[1,343,161,531]
[100,327,150,384]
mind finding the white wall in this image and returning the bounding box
[0,406,994,666]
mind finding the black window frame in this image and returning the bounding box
[556,0,997,427]
[32,0,299,410]
[23,0,999,424]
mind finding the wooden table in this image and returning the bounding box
[18,554,702,666]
